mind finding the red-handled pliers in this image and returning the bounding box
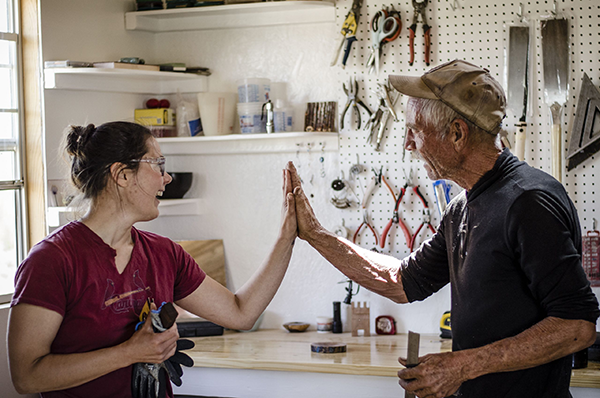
[353,210,379,247]
[380,184,412,249]
[409,189,436,251]
[409,0,431,66]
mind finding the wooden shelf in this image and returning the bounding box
[125,1,335,32]
[157,132,339,155]
[44,68,208,94]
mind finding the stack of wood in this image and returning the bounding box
[304,101,337,132]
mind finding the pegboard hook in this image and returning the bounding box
[516,3,525,22]
[593,218,597,231]
[448,0,460,11]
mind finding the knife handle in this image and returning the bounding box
[514,121,527,161]
[551,123,562,183]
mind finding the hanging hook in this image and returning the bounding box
[516,3,524,21]
[448,0,460,11]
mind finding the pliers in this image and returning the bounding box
[341,78,372,130]
[380,170,413,249]
[410,206,436,251]
[361,166,395,209]
[409,0,431,66]
[353,209,379,248]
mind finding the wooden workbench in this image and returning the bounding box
[174,329,599,397]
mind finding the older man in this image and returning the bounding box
[287,60,599,397]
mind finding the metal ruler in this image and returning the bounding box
[404,331,420,398]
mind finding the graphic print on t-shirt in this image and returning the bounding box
[102,269,152,315]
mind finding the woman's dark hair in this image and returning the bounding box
[64,121,152,199]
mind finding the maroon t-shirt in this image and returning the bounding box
[12,221,206,397]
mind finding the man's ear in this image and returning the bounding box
[110,162,129,187]
[449,118,470,151]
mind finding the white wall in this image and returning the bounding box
[38,0,599,336]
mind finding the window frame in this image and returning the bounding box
[0,0,28,304]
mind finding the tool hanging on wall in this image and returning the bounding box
[541,2,569,182]
[366,6,402,75]
[360,166,395,209]
[365,83,399,151]
[432,180,451,217]
[331,0,363,68]
[409,192,436,251]
[330,172,354,209]
[353,209,379,250]
[566,73,600,170]
[582,219,600,287]
[506,4,530,161]
[408,0,431,66]
[341,77,372,130]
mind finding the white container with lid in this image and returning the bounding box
[237,78,271,103]
[237,102,266,134]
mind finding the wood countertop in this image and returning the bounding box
[186,329,600,389]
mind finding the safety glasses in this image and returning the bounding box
[131,156,166,176]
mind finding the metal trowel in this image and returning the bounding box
[507,23,530,161]
[541,15,569,182]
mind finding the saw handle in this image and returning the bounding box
[514,121,527,161]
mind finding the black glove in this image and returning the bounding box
[163,338,195,387]
[132,362,168,398]
[131,302,180,398]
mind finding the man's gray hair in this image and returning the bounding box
[407,97,496,145]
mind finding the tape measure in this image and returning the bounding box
[440,311,452,339]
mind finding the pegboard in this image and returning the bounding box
[328,0,599,258]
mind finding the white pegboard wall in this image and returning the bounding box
[331,0,599,258]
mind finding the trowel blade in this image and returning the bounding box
[541,18,569,105]
[507,25,529,119]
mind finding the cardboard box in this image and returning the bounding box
[134,108,176,126]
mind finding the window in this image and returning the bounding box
[0,0,26,301]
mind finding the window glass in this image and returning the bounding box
[0,189,18,296]
[0,150,16,180]
[0,111,16,139]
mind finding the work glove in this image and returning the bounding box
[131,302,194,398]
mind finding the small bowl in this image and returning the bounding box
[161,172,193,199]
[283,322,310,333]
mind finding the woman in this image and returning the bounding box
[8,121,297,397]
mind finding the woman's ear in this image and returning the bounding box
[110,162,129,187]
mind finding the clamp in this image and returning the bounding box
[409,0,431,66]
[341,77,372,130]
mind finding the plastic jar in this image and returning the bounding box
[237,102,266,134]
[238,78,271,103]
[274,107,293,132]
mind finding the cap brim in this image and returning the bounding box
[388,75,438,100]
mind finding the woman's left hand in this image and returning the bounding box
[280,168,297,243]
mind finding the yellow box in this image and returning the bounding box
[134,108,176,126]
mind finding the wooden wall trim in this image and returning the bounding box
[21,0,46,249]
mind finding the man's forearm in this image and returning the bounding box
[306,228,409,303]
[462,317,597,380]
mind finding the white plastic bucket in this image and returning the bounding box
[237,102,266,134]
[197,92,237,136]
[274,107,293,132]
[237,78,271,103]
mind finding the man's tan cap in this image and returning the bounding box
[388,60,506,134]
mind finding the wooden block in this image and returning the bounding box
[351,301,370,337]
[178,240,226,287]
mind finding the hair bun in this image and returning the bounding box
[66,124,96,157]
